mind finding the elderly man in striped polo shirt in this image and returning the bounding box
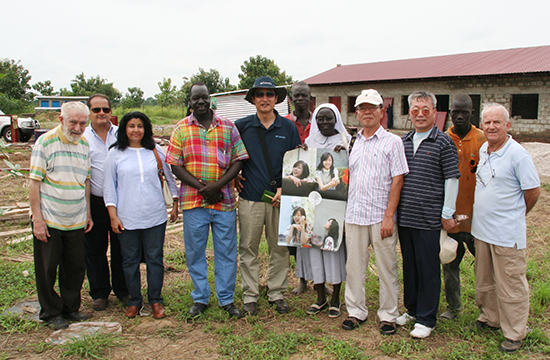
[29,101,93,330]
[396,91,460,339]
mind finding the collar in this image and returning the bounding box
[358,125,384,141]
[447,124,479,141]
[404,126,439,142]
[252,110,282,128]
[485,135,512,157]
[289,110,312,123]
[56,125,80,144]
[187,111,221,128]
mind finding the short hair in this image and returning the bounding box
[189,81,208,96]
[408,91,437,108]
[111,111,155,151]
[481,103,510,124]
[291,81,311,93]
[88,93,112,109]
[61,101,90,119]
[452,93,473,108]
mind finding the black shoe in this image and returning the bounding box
[45,315,68,330]
[243,302,258,316]
[269,299,289,314]
[342,317,366,331]
[380,321,396,335]
[472,320,500,332]
[188,303,208,317]
[222,303,243,318]
[92,298,108,311]
[63,311,89,322]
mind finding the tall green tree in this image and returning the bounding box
[60,73,122,105]
[180,68,237,106]
[120,87,144,109]
[238,55,293,90]
[155,78,177,115]
[32,80,58,96]
[0,59,34,114]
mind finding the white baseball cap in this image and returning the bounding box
[355,89,383,107]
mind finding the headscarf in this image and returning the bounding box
[307,103,352,144]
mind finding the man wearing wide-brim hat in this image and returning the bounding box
[235,76,301,316]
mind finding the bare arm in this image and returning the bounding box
[84,179,93,233]
[525,186,542,214]
[380,174,404,239]
[29,179,49,242]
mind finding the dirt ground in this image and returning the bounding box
[1,142,550,359]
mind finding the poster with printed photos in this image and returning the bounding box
[278,148,348,252]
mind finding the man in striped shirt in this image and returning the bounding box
[29,101,93,330]
[343,89,409,335]
[396,91,460,339]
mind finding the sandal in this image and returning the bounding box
[342,316,366,330]
[328,303,341,318]
[306,300,328,315]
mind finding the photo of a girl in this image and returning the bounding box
[285,207,312,247]
[283,160,316,196]
[321,219,339,251]
[316,153,339,191]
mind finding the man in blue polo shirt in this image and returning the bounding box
[396,91,460,339]
[235,76,301,316]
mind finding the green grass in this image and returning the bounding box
[112,105,187,124]
[0,261,35,311]
[60,332,124,359]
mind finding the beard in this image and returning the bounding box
[62,125,82,143]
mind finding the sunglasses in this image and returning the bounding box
[410,108,433,116]
[91,107,111,113]
[254,91,276,98]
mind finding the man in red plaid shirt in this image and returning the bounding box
[166,82,249,319]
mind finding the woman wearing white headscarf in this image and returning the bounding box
[297,103,349,318]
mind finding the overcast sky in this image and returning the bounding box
[2,0,549,99]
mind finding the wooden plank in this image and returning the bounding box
[0,227,32,238]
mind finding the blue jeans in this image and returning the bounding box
[118,222,166,307]
[183,208,238,306]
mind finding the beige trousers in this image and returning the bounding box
[344,222,399,322]
[475,239,529,341]
[238,199,289,303]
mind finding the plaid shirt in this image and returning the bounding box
[165,112,249,211]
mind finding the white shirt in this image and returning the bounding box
[83,124,118,197]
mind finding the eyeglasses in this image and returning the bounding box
[254,91,276,99]
[410,108,433,116]
[91,107,111,113]
[356,105,380,113]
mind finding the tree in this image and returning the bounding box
[60,73,122,106]
[180,68,237,107]
[120,87,144,109]
[0,59,34,114]
[155,78,177,115]
[238,55,293,90]
[32,80,58,96]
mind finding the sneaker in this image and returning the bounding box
[341,317,366,331]
[410,323,433,339]
[269,299,289,314]
[439,310,457,321]
[306,300,328,315]
[328,304,341,318]
[45,315,68,330]
[92,298,108,311]
[380,321,396,335]
[500,338,523,353]
[396,313,415,326]
[243,302,258,316]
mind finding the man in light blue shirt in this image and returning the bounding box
[83,94,128,311]
[471,103,541,353]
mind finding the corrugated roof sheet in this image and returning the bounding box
[211,91,291,122]
[304,46,550,85]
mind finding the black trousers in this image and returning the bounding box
[34,227,86,321]
[84,195,128,300]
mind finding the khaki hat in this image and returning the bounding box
[355,89,383,107]
[440,230,458,264]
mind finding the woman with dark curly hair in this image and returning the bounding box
[104,111,178,319]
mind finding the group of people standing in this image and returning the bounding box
[29,76,540,354]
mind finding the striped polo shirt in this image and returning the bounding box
[345,127,409,226]
[29,125,91,230]
[398,126,460,230]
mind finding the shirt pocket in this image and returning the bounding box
[217,147,231,169]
